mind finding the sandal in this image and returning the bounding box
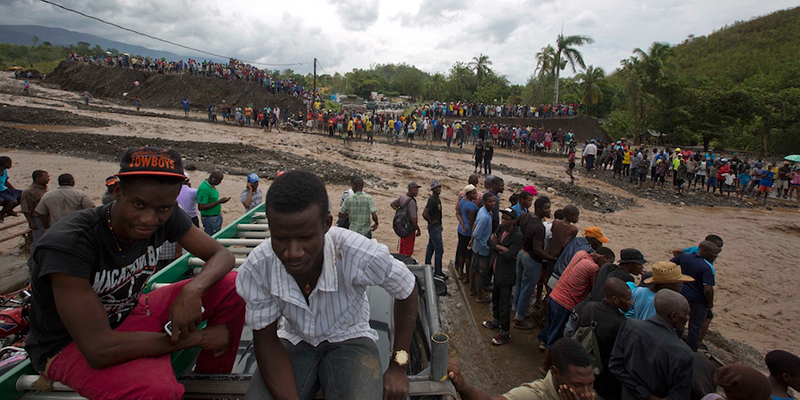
[476,295,492,303]
[482,320,501,330]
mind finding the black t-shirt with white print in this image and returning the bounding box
[26,202,192,371]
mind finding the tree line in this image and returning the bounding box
[4,6,797,155]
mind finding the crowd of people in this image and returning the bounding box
[67,53,311,97]
[3,144,800,400]
[577,139,800,203]
[332,169,799,400]
[408,101,583,119]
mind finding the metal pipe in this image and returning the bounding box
[430,332,449,382]
[236,224,270,231]
[188,258,246,267]
[422,265,442,334]
[235,231,270,239]
[227,247,254,255]
[217,239,265,247]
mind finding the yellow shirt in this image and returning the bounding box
[347,120,354,131]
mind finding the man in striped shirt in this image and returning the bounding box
[539,247,615,375]
[236,170,419,400]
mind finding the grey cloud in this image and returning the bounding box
[571,10,599,28]
[399,0,468,27]
[0,0,341,75]
[327,0,380,31]
[471,13,524,43]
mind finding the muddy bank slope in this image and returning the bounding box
[46,61,304,116]
[0,127,391,186]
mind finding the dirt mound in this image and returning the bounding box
[46,61,305,116]
[440,114,609,144]
[0,103,116,126]
[0,127,392,187]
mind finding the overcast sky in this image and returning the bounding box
[2,0,797,84]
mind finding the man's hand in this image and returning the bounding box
[557,384,583,400]
[371,222,379,231]
[168,286,203,343]
[460,223,466,232]
[383,363,409,400]
[495,245,508,254]
[196,325,230,357]
[415,227,421,237]
[220,197,231,204]
[447,358,467,392]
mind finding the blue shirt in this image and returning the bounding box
[458,198,479,236]
[551,237,593,279]
[510,203,528,216]
[672,252,715,304]
[684,246,716,273]
[760,170,775,187]
[630,286,657,320]
[0,170,7,192]
[471,207,492,256]
[738,173,750,186]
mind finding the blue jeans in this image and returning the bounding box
[425,225,444,276]
[513,251,541,322]
[244,337,382,400]
[201,214,223,236]
[541,298,572,348]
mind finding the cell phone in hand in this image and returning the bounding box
[164,306,205,335]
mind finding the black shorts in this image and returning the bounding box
[457,233,471,258]
[471,253,490,275]
[568,162,575,170]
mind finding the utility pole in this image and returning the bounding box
[313,58,317,103]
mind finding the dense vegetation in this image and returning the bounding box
[2,6,798,154]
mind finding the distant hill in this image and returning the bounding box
[671,6,800,91]
[0,25,223,63]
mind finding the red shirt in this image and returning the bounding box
[717,165,730,180]
[550,251,600,311]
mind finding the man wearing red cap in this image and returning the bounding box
[26,147,245,400]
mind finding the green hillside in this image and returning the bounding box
[671,6,800,91]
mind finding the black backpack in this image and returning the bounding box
[393,197,415,237]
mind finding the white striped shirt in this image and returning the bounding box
[235,227,416,346]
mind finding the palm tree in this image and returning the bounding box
[575,65,606,115]
[553,33,594,105]
[535,45,557,78]
[468,54,493,85]
[448,62,473,100]
[426,73,446,100]
[632,42,676,84]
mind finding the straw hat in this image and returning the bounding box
[644,261,695,284]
